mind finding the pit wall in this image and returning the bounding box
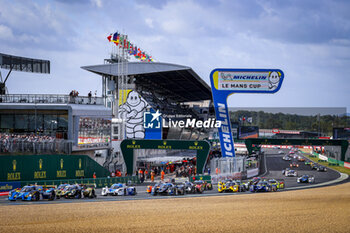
[0,154,111,182]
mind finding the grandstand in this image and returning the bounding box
[82,60,214,140]
[82,58,216,173]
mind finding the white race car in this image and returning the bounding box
[101,183,137,196]
[285,170,297,177]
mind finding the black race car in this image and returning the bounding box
[317,166,327,172]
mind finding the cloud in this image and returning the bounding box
[91,0,103,8]
[0,0,349,109]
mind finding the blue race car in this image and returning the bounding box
[151,183,179,196]
[101,183,136,196]
[41,185,56,200]
[250,181,277,192]
[297,175,315,183]
[8,185,43,201]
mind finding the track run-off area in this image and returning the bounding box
[0,149,349,232]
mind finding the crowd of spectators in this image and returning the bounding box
[0,133,65,154]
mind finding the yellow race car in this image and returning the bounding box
[218,181,240,193]
[268,179,285,189]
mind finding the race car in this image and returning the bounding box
[147,182,162,194]
[250,181,277,192]
[234,180,247,192]
[268,179,285,189]
[151,183,183,196]
[317,166,327,172]
[41,185,57,200]
[297,175,315,183]
[193,180,213,191]
[278,150,284,154]
[285,170,297,177]
[81,184,97,198]
[101,183,136,196]
[55,184,69,199]
[61,184,82,199]
[218,181,245,193]
[243,177,262,190]
[290,162,299,168]
[297,156,306,162]
[311,164,319,170]
[282,168,290,175]
[8,185,43,201]
[305,161,312,166]
[282,156,292,161]
[179,181,195,194]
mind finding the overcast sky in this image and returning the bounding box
[1,0,349,110]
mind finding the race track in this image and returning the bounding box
[0,149,346,206]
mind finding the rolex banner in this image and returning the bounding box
[0,154,110,182]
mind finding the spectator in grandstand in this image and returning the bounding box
[88,91,92,104]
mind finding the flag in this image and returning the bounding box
[111,32,119,43]
[107,33,112,42]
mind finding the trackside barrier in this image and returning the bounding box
[300,151,349,169]
[247,168,259,178]
[189,175,212,183]
[0,181,21,192]
[19,176,140,189]
[210,173,242,184]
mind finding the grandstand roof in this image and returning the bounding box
[0,53,50,73]
[81,62,212,102]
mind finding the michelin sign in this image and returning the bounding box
[210,69,284,157]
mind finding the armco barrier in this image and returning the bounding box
[19,176,140,189]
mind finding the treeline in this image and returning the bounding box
[229,110,349,136]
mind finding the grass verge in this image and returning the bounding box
[300,149,350,176]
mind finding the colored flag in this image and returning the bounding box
[107,33,112,42]
[111,32,119,43]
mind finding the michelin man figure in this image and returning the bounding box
[268,71,281,90]
[118,91,149,138]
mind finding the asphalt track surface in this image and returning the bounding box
[0,149,345,206]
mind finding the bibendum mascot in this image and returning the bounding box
[268,71,281,90]
[118,91,149,138]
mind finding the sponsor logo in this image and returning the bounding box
[144,110,221,129]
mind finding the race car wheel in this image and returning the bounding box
[91,190,96,198]
[34,193,40,201]
[49,192,55,201]
[124,189,127,196]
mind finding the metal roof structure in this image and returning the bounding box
[0,53,50,73]
[81,62,212,102]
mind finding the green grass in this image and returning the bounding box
[300,150,350,176]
